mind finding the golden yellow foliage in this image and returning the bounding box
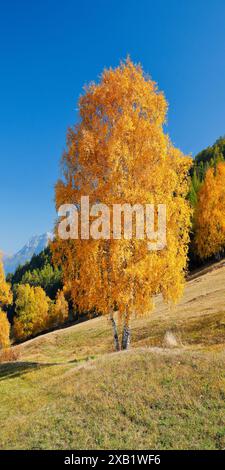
[0,309,10,349]
[14,284,50,341]
[0,257,12,349]
[53,59,191,345]
[194,162,225,259]
[0,257,12,307]
[48,290,69,328]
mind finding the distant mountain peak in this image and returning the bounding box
[3,232,53,275]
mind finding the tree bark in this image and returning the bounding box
[121,322,131,350]
[110,313,120,351]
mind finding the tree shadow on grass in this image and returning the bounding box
[0,362,60,381]
[0,355,97,381]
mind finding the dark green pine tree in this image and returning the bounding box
[189,168,202,207]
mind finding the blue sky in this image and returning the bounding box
[1,0,225,253]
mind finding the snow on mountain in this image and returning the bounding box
[3,232,53,275]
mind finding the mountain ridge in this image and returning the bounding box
[3,232,53,275]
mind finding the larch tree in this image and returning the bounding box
[14,284,50,340]
[52,59,191,350]
[194,162,225,259]
[48,290,69,328]
[0,256,12,349]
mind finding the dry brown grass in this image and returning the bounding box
[14,259,225,364]
[0,347,20,363]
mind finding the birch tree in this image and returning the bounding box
[53,59,191,350]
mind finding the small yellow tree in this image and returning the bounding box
[0,311,10,349]
[48,290,69,328]
[0,257,12,349]
[53,59,192,350]
[14,284,50,341]
[194,162,225,259]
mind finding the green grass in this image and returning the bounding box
[0,349,224,449]
[0,261,225,449]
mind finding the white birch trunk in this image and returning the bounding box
[110,313,120,351]
[121,323,131,350]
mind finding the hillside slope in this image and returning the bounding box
[0,261,225,449]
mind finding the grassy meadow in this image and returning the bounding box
[0,260,225,450]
